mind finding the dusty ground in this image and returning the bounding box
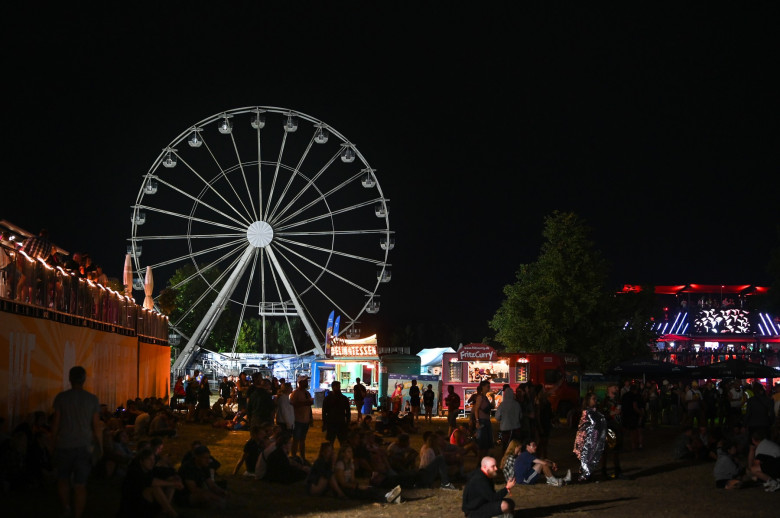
[5,411,779,518]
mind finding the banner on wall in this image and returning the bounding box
[0,312,170,428]
[387,373,440,411]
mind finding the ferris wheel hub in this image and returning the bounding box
[247,220,274,248]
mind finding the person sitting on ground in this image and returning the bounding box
[514,440,570,487]
[263,433,310,484]
[307,442,345,497]
[118,448,182,518]
[359,414,374,432]
[713,440,743,489]
[333,444,401,502]
[417,432,458,490]
[233,426,265,477]
[387,433,418,474]
[451,424,479,457]
[175,445,227,509]
[149,408,177,438]
[672,426,700,460]
[106,429,134,478]
[500,439,524,483]
[748,430,780,492]
[462,456,515,518]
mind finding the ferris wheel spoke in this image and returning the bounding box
[145,239,246,270]
[230,248,260,355]
[171,246,249,327]
[265,134,316,223]
[271,245,357,323]
[277,229,393,236]
[273,170,363,228]
[173,149,253,226]
[129,234,245,241]
[167,243,248,292]
[274,236,384,265]
[275,198,385,231]
[263,130,289,221]
[197,137,256,223]
[150,175,251,228]
[229,132,259,221]
[256,125,264,223]
[133,204,246,233]
[269,148,341,225]
[272,241,373,296]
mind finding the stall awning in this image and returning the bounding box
[417,347,456,367]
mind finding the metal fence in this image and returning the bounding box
[0,242,167,342]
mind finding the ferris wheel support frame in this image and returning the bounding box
[172,245,256,376]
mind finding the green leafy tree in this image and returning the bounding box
[162,263,237,353]
[235,317,304,354]
[490,211,610,365]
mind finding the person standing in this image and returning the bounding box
[445,385,461,436]
[461,456,515,517]
[51,366,101,518]
[423,384,436,422]
[353,377,367,422]
[573,393,606,483]
[599,382,625,480]
[474,380,495,459]
[408,379,421,424]
[291,376,314,462]
[322,381,351,447]
[494,384,521,451]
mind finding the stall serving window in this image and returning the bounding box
[467,361,509,384]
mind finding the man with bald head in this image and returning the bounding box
[462,456,515,517]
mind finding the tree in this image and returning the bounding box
[161,263,237,353]
[490,211,610,365]
[235,317,304,354]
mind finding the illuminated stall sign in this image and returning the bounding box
[457,343,497,361]
[331,344,378,357]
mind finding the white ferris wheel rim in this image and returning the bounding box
[129,106,392,359]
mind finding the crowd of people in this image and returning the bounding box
[0,228,111,303]
[3,367,780,518]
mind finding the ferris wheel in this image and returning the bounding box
[129,107,393,371]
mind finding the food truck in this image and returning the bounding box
[440,343,582,417]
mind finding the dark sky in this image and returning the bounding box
[4,4,779,344]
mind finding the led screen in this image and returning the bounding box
[693,309,750,334]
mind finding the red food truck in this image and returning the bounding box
[441,343,582,418]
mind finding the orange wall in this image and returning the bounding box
[0,312,170,428]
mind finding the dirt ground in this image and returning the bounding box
[5,410,779,518]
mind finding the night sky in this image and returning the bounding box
[5,4,779,345]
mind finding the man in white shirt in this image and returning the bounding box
[749,430,780,492]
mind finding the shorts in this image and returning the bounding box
[758,456,780,478]
[56,446,93,484]
[520,468,540,485]
[293,421,310,440]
